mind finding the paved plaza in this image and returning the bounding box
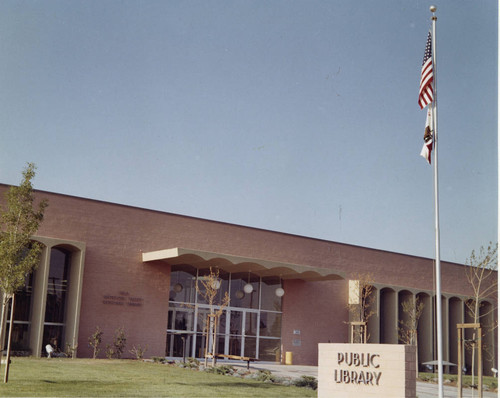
[227,362,498,398]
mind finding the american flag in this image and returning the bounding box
[418,31,433,109]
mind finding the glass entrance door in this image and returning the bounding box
[167,306,259,359]
[167,269,282,361]
[166,305,195,358]
[227,308,258,358]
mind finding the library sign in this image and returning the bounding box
[318,344,416,398]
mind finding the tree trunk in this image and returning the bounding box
[0,295,8,375]
[204,317,209,368]
[4,295,15,383]
[211,317,217,367]
[415,330,419,380]
[471,332,476,389]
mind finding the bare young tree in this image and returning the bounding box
[195,267,230,366]
[398,296,425,378]
[464,242,497,325]
[348,273,375,343]
[464,242,497,387]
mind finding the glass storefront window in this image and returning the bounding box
[44,248,70,324]
[195,332,207,358]
[244,337,257,358]
[170,308,194,331]
[165,333,193,358]
[42,324,64,352]
[167,267,282,361]
[169,266,197,303]
[6,274,34,322]
[4,323,30,351]
[244,312,258,336]
[259,312,282,337]
[5,261,35,352]
[43,247,71,352]
[260,276,282,311]
[228,335,241,356]
[5,274,34,352]
[259,338,281,362]
[229,310,242,336]
[196,308,209,333]
[229,272,259,309]
[196,268,229,306]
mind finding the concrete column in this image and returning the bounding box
[442,295,449,373]
[448,297,463,370]
[480,300,495,376]
[63,242,86,357]
[30,241,51,357]
[398,290,414,344]
[417,293,433,368]
[367,287,379,343]
[380,288,398,344]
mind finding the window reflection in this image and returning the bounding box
[259,338,281,361]
[229,272,259,309]
[5,254,35,352]
[44,248,70,323]
[167,267,282,361]
[260,276,282,311]
[259,312,282,337]
[245,312,258,336]
[43,247,71,351]
[196,268,229,306]
[169,266,197,303]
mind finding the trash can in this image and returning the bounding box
[285,351,293,365]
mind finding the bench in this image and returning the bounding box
[211,354,258,369]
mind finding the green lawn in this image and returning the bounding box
[0,358,317,397]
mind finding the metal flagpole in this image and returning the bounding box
[497,2,500,396]
[429,5,444,398]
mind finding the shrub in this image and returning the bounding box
[129,344,148,360]
[292,375,318,390]
[185,357,200,369]
[151,356,166,364]
[65,343,78,358]
[88,326,103,359]
[204,365,235,375]
[105,327,127,359]
[105,344,115,359]
[252,369,276,383]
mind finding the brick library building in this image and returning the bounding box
[1,185,496,374]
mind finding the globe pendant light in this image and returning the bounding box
[173,272,183,293]
[173,283,183,293]
[243,271,253,294]
[275,277,284,297]
[211,278,221,290]
[243,283,253,294]
[235,278,245,299]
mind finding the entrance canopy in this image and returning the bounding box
[142,247,344,281]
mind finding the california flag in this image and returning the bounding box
[420,108,433,164]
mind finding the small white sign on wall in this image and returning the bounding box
[318,343,416,398]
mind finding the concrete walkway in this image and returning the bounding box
[228,362,498,397]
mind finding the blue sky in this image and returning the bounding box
[0,1,497,264]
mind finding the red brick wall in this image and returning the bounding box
[0,185,487,362]
[282,279,348,365]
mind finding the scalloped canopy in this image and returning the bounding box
[142,247,344,281]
